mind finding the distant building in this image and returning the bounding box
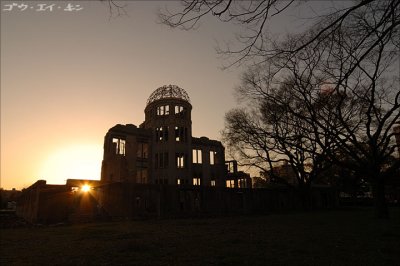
[0,188,21,210]
[261,161,298,186]
[101,85,251,188]
[225,160,252,188]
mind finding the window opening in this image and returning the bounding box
[157,105,170,116]
[238,178,246,188]
[175,126,186,142]
[226,180,235,188]
[193,177,201,186]
[137,142,148,159]
[112,138,126,155]
[136,168,148,184]
[156,127,169,142]
[175,105,184,114]
[176,153,185,168]
[210,151,216,165]
[155,152,169,168]
[192,149,202,164]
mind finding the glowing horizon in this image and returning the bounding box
[1,1,247,189]
[1,1,318,190]
[37,144,102,185]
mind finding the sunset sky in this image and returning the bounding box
[1,1,336,189]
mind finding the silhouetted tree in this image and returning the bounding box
[224,83,339,183]
[322,148,370,201]
[225,24,398,217]
[223,59,357,208]
[160,1,399,68]
[162,0,399,218]
[101,0,127,18]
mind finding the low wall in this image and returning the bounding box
[99,184,338,220]
[16,181,72,224]
[16,182,338,224]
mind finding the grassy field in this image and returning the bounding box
[1,207,399,265]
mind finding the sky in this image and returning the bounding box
[1,0,248,189]
[1,0,344,190]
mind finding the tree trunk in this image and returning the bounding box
[371,177,389,219]
[298,183,312,210]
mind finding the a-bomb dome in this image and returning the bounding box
[146,85,190,106]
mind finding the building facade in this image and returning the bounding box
[100,85,250,188]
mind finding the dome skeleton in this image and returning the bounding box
[146,85,191,106]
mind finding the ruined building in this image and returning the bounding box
[16,85,338,224]
[101,85,251,188]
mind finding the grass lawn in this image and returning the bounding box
[1,207,399,265]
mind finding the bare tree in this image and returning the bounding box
[226,19,399,217]
[162,0,399,218]
[223,53,355,208]
[224,82,337,185]
[101,0,128,18]
[160,1,399,68]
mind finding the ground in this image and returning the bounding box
[1,207,399,265]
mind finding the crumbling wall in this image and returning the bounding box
[16,181,71,224]
[98,183,338,220]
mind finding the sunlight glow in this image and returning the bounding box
[81,184,91,192]
[38,144,102,184]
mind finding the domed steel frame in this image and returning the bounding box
[146,85,191,106]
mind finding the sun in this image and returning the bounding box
[81,184,91,192]
[38,144,102,184]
